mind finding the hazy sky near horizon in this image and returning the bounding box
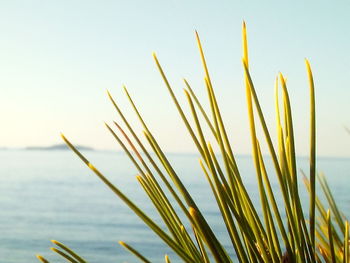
[1,1,350,157]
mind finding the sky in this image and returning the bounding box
[0,1,349,157]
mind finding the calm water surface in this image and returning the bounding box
[0,150,349,262]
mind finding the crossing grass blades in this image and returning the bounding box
[37,23,349,263]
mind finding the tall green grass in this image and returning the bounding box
[37,22,349,263]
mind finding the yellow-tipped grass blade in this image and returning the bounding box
[119,241,151,263]
[36,255,50,263]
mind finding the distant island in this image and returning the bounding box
[25,144,94,151]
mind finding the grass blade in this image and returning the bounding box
[119,241,152,263]
[36,255,50,263]
[306,59,316,252]
[51,240,87,263]
[50,248,79,263]
[344,221,349,263]
[327,210,336,263]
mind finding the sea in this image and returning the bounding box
[0,149,349,263]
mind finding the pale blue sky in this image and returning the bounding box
[0,1,349,156]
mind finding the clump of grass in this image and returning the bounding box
[37,22,349,262]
